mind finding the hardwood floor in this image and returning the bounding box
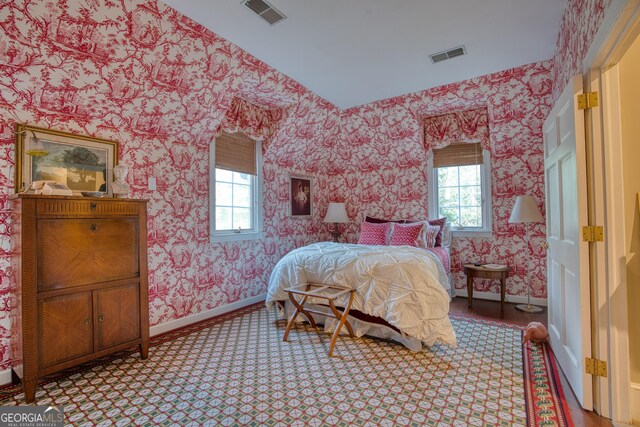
[449,296,613,426]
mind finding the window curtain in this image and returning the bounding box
[423,108,490,151]
[217,97,287,145]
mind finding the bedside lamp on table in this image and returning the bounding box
[509,195,545,313]
[323,203,349,242]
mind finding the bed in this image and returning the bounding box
[266,223,457,350]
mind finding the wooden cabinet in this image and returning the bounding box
[11,195,149,403]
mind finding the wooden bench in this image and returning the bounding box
[283,284,355,356]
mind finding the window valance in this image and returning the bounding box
[217,97,288,145]
[423,108,490,151]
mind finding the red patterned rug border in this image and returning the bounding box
[522,339,574,426]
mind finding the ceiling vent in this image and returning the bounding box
[242,0,287,25]
[429,46,467,64]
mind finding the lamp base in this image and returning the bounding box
[515,303,544,314]
[330,223,341,243]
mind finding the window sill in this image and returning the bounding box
[451,230,493,238]
[211,232,264,243]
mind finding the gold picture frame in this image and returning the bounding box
[289,174,313,218]
[15,124,118,196]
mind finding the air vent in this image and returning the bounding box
[429,46,467,64]
[242,0,287,25]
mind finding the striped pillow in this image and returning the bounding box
[358,221,392,245]
[423,224,441,248]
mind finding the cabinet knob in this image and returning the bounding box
[90,202,97,210]
[90,224,98,232]
[98,315,104,322]
[84,319,91,325]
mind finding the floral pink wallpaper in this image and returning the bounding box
[330,61,554,299]
[0,0,340,370]
[552,0,612,100]
[0,0,616,373]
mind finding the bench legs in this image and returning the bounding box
[327,291,355,356]
[283,292,317,342]
[282,286,355,357]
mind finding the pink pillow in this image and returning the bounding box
[423,224,441,248]
[358,221,392,245]
[389,222,424,247]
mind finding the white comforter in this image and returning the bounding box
[266,242,457,348]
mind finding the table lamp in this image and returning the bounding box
[509,195,545,313]
[323,202,349,242]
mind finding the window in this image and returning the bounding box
[427,142,492,236]
[210,131,263,242]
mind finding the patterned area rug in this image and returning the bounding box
[0,304,571,426]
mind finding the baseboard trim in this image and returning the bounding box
[149,293,267,337]
[454,290,548,307]
[0,368,11,386]
[631,382,640,424]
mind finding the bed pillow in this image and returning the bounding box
[358,221,392,245]
[389,222,424,247]
[423,224,441,248]
[427,218,447,247]
[364,215,404,224]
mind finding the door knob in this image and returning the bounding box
[84,319,91,325]
[542,241,549,250]
[98,315,104,322]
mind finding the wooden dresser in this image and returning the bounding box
[10,195,149,403]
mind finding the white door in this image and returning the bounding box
[543,75,592,410]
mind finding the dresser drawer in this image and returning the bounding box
[37,219,139,291]
[37,199,139,217]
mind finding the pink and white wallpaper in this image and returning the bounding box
[0,0,340,370]
[552,0,612,100]
[330,61,554,298]
[0,0,615,372]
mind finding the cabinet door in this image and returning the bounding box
[38,218,139,291]
[95,283,140,350]
[38,292,93,369]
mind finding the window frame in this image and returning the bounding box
[427,148,493,237]
[209,137,264,243]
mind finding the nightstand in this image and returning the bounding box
[463,264,510,315]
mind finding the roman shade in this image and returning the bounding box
[215,131,256,176]
[432,142,483,168]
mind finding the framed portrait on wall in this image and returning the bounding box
[289,174,312,218]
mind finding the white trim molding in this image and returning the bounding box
[454,290,548,307]
[150,293,266,337]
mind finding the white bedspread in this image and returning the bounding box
[266,242,457,348]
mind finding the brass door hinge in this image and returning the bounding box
[585,358,608,377]
[578,92,599,110]
[582,225,604,242]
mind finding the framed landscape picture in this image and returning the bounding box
[289,174,312,218]
[15,124,118,196]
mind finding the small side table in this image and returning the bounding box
[463,264,510,315]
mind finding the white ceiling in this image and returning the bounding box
[162,0,567,109]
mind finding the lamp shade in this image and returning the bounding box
[323,203,349,223]
[509,196,544,223]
